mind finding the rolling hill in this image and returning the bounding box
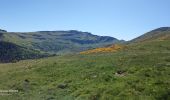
[0,36,169,100]
[0,27,169,99]
[79,27,170,54]
[1,29,49,63]
[130,27,170,43]
[0,30,123,54]
[0,41,48,63]
[1,27,169,63]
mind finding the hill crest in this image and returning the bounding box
[0,30,123,54]
[130,27,170,43]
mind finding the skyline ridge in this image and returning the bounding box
[1,26,169,41]
[1,0,170,40]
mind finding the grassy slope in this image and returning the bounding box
[0,41,48,63]
[0,40,169,100]
[130,27,170,43]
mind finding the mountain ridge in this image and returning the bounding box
[0,30,123,54]
[130,27,170,43]
[1,27,169,63]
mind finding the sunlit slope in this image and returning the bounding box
[0,40,169,100]
[80,44,123,54]
[131,27,170,43]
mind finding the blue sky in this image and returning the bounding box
[0,0,170,40]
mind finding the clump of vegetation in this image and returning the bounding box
[80,44,123,54]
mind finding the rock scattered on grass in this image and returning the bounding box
[57,83,68,89]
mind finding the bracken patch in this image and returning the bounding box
[80,44,123,54]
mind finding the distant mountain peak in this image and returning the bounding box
[37,30,91,35]
[1,30,123,54]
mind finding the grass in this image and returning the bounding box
[0,40,170,100]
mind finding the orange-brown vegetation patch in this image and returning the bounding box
[80,44,123,54]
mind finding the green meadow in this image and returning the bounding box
[0,40,169,100]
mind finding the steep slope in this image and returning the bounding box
[0,41,48,63]
[1,30,123,54]
[130,27,170,43]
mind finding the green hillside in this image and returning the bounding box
[0,41,48,63]
[0,39,169,100]
[0,27,169,99]
[130,27,170,43]
[1,30,123,54]
[0,31,49,63]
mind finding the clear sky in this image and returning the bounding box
[0,0,170,40]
